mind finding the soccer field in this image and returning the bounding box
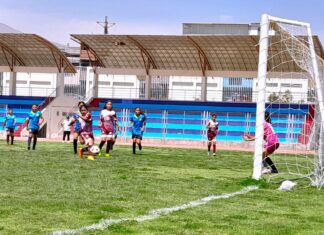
[0,141,323,235]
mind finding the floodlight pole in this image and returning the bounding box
[97,16,116,35]
[253,14,269,180]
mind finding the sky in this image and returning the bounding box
[0,0,323,45]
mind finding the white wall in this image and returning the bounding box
[2,72,56,96]
[253,78,308,103]
[168,76,222,101]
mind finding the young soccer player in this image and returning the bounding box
[207,113,219,156]
[26,104,44,150]
[130,107,146,155]
[61,116,71,143]
[71,101,86,154]
[110,121,118,151]
[3,109,16,145]
[98,101,119,157]
[70,105,95,160]
[243,112,279,174]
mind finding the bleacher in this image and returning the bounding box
[90,98,310,143]
[0,96,46,134]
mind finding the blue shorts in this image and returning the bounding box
[6,128,15,133]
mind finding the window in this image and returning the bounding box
[196,83,218,87]
[228,77,242,86]
[281,83,302,88]
[172,82,194,86]
[30,81,51,85]
[266,83,278,87]
[112,82,134,87]
[6,80,27,84]
[98,81,110,86]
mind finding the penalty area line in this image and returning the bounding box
[52,185,258,235]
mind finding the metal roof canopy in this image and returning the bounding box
[0,34,76,73]
[72,34,324,77]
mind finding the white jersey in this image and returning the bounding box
[62,120,71,131]
[100,109,117,132]
[207,119,219,132]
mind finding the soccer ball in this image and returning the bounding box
[90,145,100,154]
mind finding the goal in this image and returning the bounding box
[253,14,324,188]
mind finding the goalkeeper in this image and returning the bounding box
[244,112,279,174]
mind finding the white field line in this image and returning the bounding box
[52,186,258,235]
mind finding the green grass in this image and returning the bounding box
[0,140,323,235]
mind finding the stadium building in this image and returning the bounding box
[0,22,323,145]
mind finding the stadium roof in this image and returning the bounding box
[0,33,76,73]
[72,34,324,77]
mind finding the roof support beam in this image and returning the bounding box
[96,67,259,77]
[81,42,105,73]
[316,37,324,59]
[127,36,157,75]
[0,66,67,73]
[187,36,212,76]
[0,41,26,71]
[33,34,76,73]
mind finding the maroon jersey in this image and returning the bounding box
[78,112,93,134]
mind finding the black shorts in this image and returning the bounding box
[29,129,39,135]
[6,128,15,133]
[132,134,142,140]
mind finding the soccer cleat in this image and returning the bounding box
[28,146,30,150]
[78,148,84,158]
[213,153,216,156]
[207,151,211,156]
[262,168,272,174]
[98,152,102,157]
[105,153,110,158]
[86,155,95,161]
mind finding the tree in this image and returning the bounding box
[268,92,279,102]
[282,90,293,103]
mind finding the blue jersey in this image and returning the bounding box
[5,114,16,129]
[72,113,81,132]
[27,111,42,130]
[130,113,146,136]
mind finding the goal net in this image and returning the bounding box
[253,14,324,189]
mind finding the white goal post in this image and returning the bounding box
[253,14,324,188]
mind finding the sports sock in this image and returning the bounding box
[138,143,142,150]
[106,141,112,154]
[6,134,9,144]
[28,137,32,149]
[73,139,78,154]
[264,157,278,173]
[110,141,115,150]
[32,137,37,150]
[132,142,136,154]
[207,143,211,152]
[11,135,14,145]
[99,140,105,150]
[82,146,89,152]
[213,144,216,153]
[262,160,268,167]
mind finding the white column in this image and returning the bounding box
[307,25,324,176]
[56,72,65,97]
[93,72,99,98]
[253,14,270,180]
[201,76,207,101]
[145,75,151,99]
[9,72,17,96]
